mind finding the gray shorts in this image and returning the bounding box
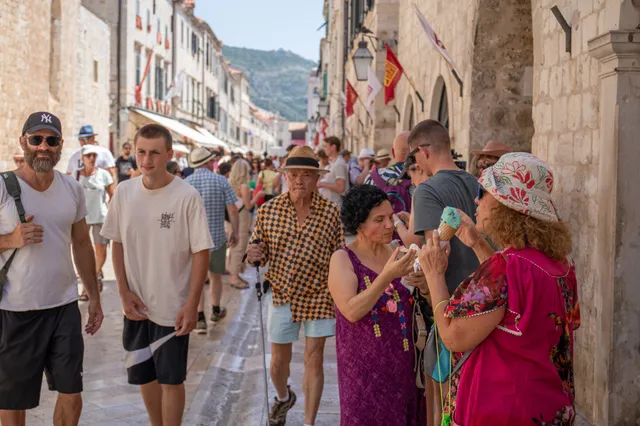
[209,243,227,274]
[89,223,109,245]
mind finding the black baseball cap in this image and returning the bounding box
[22,111,62,136]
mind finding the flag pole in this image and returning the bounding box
[403,72,425,112]
[356,96,373,122]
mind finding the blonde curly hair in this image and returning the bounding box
[485,202,572,261]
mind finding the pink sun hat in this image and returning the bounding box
[479,152,560,222]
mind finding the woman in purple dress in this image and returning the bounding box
[328,185,426,425]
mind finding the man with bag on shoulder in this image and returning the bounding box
[0,112,104,426]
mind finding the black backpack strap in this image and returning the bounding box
[2,172,26,224]
[0,172,26,301]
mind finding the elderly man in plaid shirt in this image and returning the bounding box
[185,148,239,332]
[247,146,344,426]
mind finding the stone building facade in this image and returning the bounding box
[0,0,111,171]
[321,0,640,425]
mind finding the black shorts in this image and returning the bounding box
[123,318,189,385]
[0,302,84,410]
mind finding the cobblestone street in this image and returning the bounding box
[27,256,340,425]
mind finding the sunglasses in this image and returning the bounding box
[27,135,61,147]
[477,184,487,200]
[84,153,98,158]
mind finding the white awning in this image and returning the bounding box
[194,126,230,151]
[131,108,209,145]
[172,143,190,154]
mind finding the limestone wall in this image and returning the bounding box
[75,6,111,151]
[0,0,81,171]
[390,0,628,423]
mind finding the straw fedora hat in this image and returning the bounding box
[278,146,329,173]
[471,140,512,158]
[190,147,216,167]
[376,148,391,161]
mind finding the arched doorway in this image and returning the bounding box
[403,95,415,131]
[431,76,449,130]
[469,0,533,155]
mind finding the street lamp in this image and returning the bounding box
[352,40,374,81]
[317,99,329,117]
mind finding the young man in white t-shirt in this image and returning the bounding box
[0,111,103,426]
[101,124,212,426]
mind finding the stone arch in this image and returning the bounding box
[430,76,450,130]
[50,0,62,99]
[469,0,534,156]
[402,95,415,131]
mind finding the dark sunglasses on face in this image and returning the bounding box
[84,153,97,158]
[27,135,61,147]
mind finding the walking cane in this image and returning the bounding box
[248,240,271,426]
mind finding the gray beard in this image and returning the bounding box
[25,149,61,173]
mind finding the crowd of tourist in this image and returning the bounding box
[0,111,580,426]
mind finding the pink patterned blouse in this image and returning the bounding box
[443,247,580,426]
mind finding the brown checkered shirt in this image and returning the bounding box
[250,191,344,322]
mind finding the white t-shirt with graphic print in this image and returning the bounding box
[101,176,213,327]
[0,171,87,311]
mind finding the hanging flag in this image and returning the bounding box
[321,118,328,138]
[166,70,185,99]
[345,80,358,118]
[313,131,319,147]
[366,66,382,115]
[384,43,404,104]
[413,4,460,76]
[135,48,154,106]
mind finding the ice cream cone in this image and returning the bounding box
[438,223,457,241]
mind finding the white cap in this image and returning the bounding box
[82,145,100,156]
[358,148,375,159]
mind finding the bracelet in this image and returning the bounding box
[434,299,449,313]
[394,220,404,229]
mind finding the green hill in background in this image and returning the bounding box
[222,46,317,122]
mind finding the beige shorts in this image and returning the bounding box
[89,223,109,245]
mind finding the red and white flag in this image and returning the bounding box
[384,43,404,104]
[345,80,358,118]
[413,4,460,76]
[366,66,382,116]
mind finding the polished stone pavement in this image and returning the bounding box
[27,260,340,425]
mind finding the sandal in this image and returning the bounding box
[79,292,89,302]
[229,277,249,289]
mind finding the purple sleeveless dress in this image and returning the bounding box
[335,247,425,426]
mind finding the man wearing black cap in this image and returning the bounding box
[0,112,104,426]
[66,124,117,183]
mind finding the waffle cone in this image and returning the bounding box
[438,223,457,241]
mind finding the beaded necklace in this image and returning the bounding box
[363,276,409,352]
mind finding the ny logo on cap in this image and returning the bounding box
[41,114,52,124]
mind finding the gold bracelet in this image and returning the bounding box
[434,299,449,313]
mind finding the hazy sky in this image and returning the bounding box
[196,1,325,62]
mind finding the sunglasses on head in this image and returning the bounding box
[27,135,61,147]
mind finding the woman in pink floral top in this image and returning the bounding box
[418,152,580,426]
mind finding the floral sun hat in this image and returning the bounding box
[479,152,559,222]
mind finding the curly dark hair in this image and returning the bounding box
[341,185,389,234]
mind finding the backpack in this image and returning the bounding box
[369,168,412,214]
